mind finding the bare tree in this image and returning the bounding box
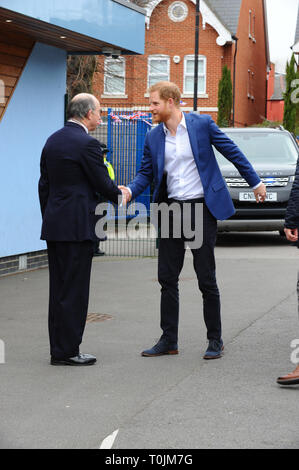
[67,56,98,99]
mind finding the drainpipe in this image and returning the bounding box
[232,35,238,127]
[265,65,270,120]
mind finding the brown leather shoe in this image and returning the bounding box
[277,365,299,385]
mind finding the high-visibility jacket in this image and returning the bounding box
[104,157,115,181]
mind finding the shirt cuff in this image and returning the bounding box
[252,181,262,190]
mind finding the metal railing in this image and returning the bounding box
[91,107,157,257]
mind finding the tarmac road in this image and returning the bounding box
[0,231,299,449]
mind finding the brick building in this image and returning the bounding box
[266,3,299,125]
[267,62,285,123]
[93,0,270,127]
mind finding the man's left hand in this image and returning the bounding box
[253,183,267,203]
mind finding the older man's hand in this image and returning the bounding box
[119,186,132,205]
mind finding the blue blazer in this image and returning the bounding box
[39,122,121,241]
[128,113,261,220]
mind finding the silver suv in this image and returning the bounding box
[214,127,299,233]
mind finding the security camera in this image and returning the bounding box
[102,47,121,58]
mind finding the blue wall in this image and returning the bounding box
[0,0,145,54]
[0,43,67,257]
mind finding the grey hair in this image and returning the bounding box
[67,93,97,119]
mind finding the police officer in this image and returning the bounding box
[93,143,115,256]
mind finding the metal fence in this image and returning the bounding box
[91,107,157,257]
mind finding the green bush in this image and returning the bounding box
[217,66,233,127]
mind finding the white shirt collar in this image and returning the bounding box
[163,112,186,136]
[68,119,89,134]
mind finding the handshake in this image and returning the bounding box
[118,186,132,205]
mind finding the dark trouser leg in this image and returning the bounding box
[158,237,185,344]
[191,204,221,341]
[47,241,94,359]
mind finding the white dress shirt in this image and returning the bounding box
[163,113,204,200]
[68,119,89,134]
[163,114,261,197]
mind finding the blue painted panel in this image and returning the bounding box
[0,0,145,54]
[0,43,67,257]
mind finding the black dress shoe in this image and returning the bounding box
[50,353,97,366]
[93,250,105,257]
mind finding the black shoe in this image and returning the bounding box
[51,353,97,366]
[93,250,105,257]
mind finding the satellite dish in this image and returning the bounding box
[216,36,227,46]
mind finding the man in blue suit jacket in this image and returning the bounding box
[39,93,122,366]
[121,81,266,360]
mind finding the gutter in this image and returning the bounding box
[232,35,238,127]
[263,0,271,120]
[111,0,147,15]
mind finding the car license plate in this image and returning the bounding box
[239,192,277,202]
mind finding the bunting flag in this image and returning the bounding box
[110,112,122,124]
[109,111,152,127]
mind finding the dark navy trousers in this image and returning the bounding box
[157,200,221,344]
[47,241,94,359]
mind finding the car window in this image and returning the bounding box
[214,132,298,167]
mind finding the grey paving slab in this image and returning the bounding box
[0,233,298,449]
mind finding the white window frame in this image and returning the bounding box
[183,55,207,96]
[103,57,126,96]
[147,55,170,89]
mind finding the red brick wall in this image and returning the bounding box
[267,62,275,100]
[267,100,284,122]
[94,0,230,123]
[234,0,268,126]
[93,0,268,127]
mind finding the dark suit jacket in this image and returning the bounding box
[128,113,261,221]
[38,122,121,241]
[285,156,299,246]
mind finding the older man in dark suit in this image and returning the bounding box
[39,93,123,366]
